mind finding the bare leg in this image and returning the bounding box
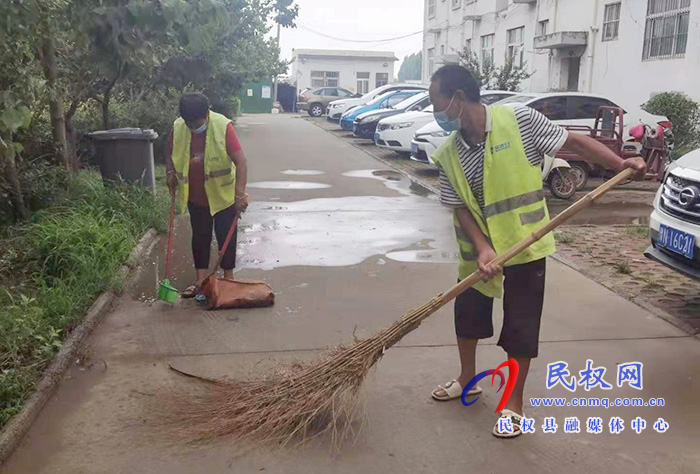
[196,269,208,287]
[503,356,530,415]
[223,269,234,280]
[433,337,478,397]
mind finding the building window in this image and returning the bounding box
[506,27,524,67]
[357,72,370,94]
[310,71,339,87]
[428,48,435,76]
[643,0,691,60]
[452,0,461,9]
[481,34,495,67]
[602,3,621,41]
[376,73,389,88]
[428,0,436,18]
[440,45,445,55]
[537,19,549,37]
[465,39,472,53]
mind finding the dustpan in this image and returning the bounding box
[158,193,179,303]
[200,208,275,310]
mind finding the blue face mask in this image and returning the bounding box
[190,122,208,134]
[434,94,462,132]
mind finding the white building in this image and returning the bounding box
[422,0,699,108]
[291,49,399,94]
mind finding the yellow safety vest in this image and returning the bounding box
[172,111,237,216]
[432,105,556,298]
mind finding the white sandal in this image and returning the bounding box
[431,379,483,401]
[492,409,524,438]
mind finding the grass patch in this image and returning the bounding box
[624,226,650,239]
[554,232,576,244]
[0,168,168,426]
[614,260,633,275]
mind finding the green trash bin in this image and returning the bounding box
[88,128,158,190]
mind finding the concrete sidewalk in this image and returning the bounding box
[3,115,699,474]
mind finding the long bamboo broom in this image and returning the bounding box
[170,169,635,448]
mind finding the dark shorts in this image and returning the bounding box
[454,258,546,359]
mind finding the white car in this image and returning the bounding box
[410,92,670,166]
[645,148,700,281]
[374,104,436,154]
[326,83,428,122]
[409,90,516,164]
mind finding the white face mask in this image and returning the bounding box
[190,122,208,134]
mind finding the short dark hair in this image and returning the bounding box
[431,65,481,103]
[179,93,210,121]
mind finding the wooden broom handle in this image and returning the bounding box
[440,168,635,303]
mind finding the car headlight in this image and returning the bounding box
[390,122,414,130]
[361,115,381,123]
[416,130,451,139]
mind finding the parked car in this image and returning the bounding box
[379,90,515,155]
[340,90,423,131]
[410,92,670,167]
[409,91,518,164]
[645,148,700,281]
[375,104,437,154]
[352,92,431,139]
[298,87,359,117]
[326,83,428,122]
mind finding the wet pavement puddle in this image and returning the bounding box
[247,181,332,190]
[281,169,326,176]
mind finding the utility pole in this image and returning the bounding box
[273,18,281,106]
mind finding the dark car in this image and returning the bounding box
[352,92,431,139]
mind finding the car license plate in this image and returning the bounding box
[374,133,380,143]
[411,143,419,156]
[658,224,696,259]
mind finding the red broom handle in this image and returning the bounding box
[164,193,176,280]
[207,210,241,280]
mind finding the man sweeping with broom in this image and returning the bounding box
[428,65,646,437]
[165,93,249,302]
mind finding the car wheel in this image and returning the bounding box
[308,104,324,117]
[548,169,577,200]
[569,162,589,191]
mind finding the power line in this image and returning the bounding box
[297,23,423,44]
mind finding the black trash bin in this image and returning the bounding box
[88,128,159,190]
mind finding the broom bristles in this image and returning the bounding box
[167,296,444,448]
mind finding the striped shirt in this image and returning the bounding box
[439,105,569,210]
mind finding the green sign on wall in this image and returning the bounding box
[237,80,274,114]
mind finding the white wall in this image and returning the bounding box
[422,0,700,109]
[291,56,395,93]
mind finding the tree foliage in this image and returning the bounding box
[458,48,531,92]
[0,0,298,222]
[643,92,700,153]
[398,52,423,82]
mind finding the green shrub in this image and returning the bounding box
[0,169,168,425]
[643,92,700,152]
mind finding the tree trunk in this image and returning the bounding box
[38,37,70,170]
[1,141,29,221]
[101,76,120,130]
[65,100,80,172]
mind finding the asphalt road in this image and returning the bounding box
[4,114,699,474]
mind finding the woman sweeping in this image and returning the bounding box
[165,93,249,301]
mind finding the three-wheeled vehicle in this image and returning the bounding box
[555,106,671,190]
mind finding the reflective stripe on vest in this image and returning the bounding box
[171,111,237,216]
[432,105,556,298]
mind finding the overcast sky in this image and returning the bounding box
[276,0,424,74]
